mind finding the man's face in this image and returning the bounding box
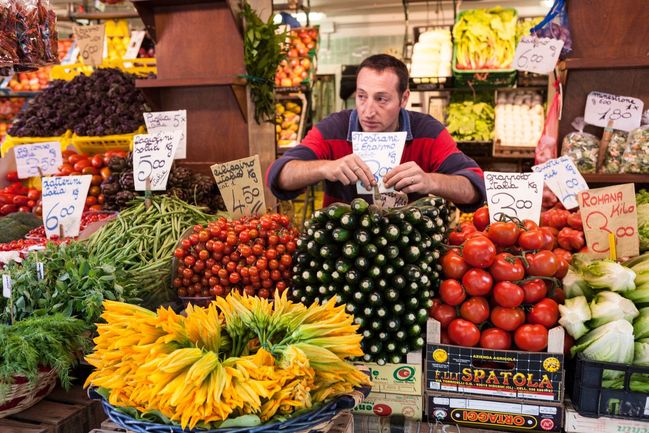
[356,67,410,133]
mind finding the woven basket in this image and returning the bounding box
[0,367,58,418]
[90,385,370,433]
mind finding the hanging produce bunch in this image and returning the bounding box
[85,292,370,430]
[291,197,453,364]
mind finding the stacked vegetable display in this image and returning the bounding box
[638,189,649,253]
[291,197,453,364]
[446,101,495,142]
[85,292,370,429]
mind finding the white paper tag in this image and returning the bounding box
[584,91,644,132]
[36,262,44,281]
[532,156,589,210]
[124,30,146,60]
[143,111,187,160]
[484,172,544,224]
[211,155,266,217]
[74,24,105,67]
[41,175,92,239]
[133,131,181,191]
[2,274,11,298]
[513,36,564,75]
[352,131,406,193]
[14,142,62,179]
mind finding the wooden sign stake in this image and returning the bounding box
[144,176,152,209]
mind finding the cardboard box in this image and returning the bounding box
[361,351,423,396]
[328,412,354,433]
[354,414,530,433]
[565,400,649,433]
[426,392,564,433]
[353,392,423,421]
[425,320,565,403]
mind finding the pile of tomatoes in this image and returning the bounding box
[431,205,581,352]
[173,214,299,300]
[0,173,41,215]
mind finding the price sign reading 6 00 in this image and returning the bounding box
[41,175,92,239]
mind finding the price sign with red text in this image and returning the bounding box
[578,183,639,259]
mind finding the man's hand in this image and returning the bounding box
[383,161,431,194]
[320,154,376,190]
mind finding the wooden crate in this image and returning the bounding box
[0,418,51,433]
[47,386,105,431]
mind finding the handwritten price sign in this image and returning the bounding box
[532,156,589,210]
[584,91,643,132]
[41,175,92,239]
[14,142,62,179]
[513,36,564,75]
[484,172,544,224]
[211,155,266,217]
[578,183,639,259]
[73,24,105,66]
[133,132,180,191]
[352,131,406,193]
[143,110,187,159]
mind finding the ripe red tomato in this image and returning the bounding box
[518,230,545,250]
[439,279,466,306]
[555,258,569,279]
[493,281,525,308]
[567,212,583,230]
[440,329,452,344]
[514,324,548,351]
[528,298,559,328]
[462,268,493,296]
[489,253,525,282]
[449,229,467,246]
[487,222,520,247]
[473,207,489,231]
[441,251,470,279]
[539,227,558,250]
[91,154,104,168]
[557,227,586,252]
[491,306,526,331]
[552,248,572,264]
[460,297,490,324]
[526,251,559,277]
[521,279,547,304]
[432,303,457,328]
[522,219,539,231]
[480,328,512,350]
[448,319,481,347]
[462,237,496,268]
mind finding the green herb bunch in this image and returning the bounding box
[240,1,287,123]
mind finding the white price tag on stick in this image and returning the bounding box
[513,36,564,75]
[73,24,105,66]
[2,274,11,298]
[133,131,181,191]
[41,175,92,239]
[124,30,146,60]
[584,91,644,132]
[532,156,589,210]
[143,110,187,159]
[485,172,544,224]
[352,131,406,193]
[211,155,266,217]
[14,142,62,179]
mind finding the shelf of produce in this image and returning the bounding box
[565,56,649,70]
[582,173,649,185]
[136,77,245,88]
[275,84,311,94]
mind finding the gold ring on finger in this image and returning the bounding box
[410,177,415,185]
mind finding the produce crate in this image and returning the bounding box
[1,131,72,157]
[517,71,548,88]
[457,141,493,158]
[50,58,157,81]
[275,93,308,148]
[571,353,649,420]
[409,76,454,92]
[353,393,423,421]
[564,399,649,433]
[492,88,544,159]
[70,126,146,154]
[451,9,518,88]
[6,397,89,433]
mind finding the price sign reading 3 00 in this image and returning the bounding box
[41,175,92,239]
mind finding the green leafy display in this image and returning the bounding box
[446,101,495,142]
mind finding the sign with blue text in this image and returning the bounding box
[352,131,406,194]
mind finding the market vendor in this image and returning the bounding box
[266,54,486,210]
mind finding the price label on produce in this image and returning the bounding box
[578,184,639,259]
[484,172,544,224]
[74,24,105,67]
[211,155,266,217]
[143,110,187,159]
[132,131,181,191]
[2,274,11,298]
[41,175,92,239]
[124,30,146,60]
[513,36,564,75]
[13,142,62,179]
[584,91,644,132]
[532,156,589,210]
[352,131,406,194]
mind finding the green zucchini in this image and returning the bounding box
[373,253,387,267]
[354,230,371,244]
[336,258,351,274]
[354,256,370,271]
[332,227,352,242]
[385,224,400,242]
[351,198,369,214]
[359,278,374,293]
[340,212,357,230]
[342,242,359,259]
[327,203,351,220]
[363,244,378,258]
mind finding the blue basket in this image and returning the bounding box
[89,385,370,433]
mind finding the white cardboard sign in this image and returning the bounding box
[143,110,187,159]
[584,91,644,132]
[13,142,62,179]
[352,131,406,194]
[484,172,544,224]
[513,36,564,75]
[132,131,181,191]
[41,175,92,239]
[532,156,589,210]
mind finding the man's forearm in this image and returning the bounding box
[427,173,480,205]
[277,160,326,191]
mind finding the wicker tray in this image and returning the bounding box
[0,368,58,418]
[90,384,369,433]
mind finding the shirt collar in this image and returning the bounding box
[347,108,414,142]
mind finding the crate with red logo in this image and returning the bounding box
[425,320,565,403]
[426,392,564,433]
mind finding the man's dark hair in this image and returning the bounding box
[358,54,410,96]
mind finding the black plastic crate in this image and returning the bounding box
[572,353,649,420]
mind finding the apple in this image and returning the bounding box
[280,78,293,87]
[300,58,311,69]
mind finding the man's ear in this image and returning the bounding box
[401,89,410,108]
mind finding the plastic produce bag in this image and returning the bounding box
[561,118,600,174]
[0,0,19,69]
[534,81,561,164]
[38,0,58,65]
[620,125,649,173]
[531,0,572,59]
[601,130,629,174]
[15,0,46,69]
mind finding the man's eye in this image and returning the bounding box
[358,94,367,100]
